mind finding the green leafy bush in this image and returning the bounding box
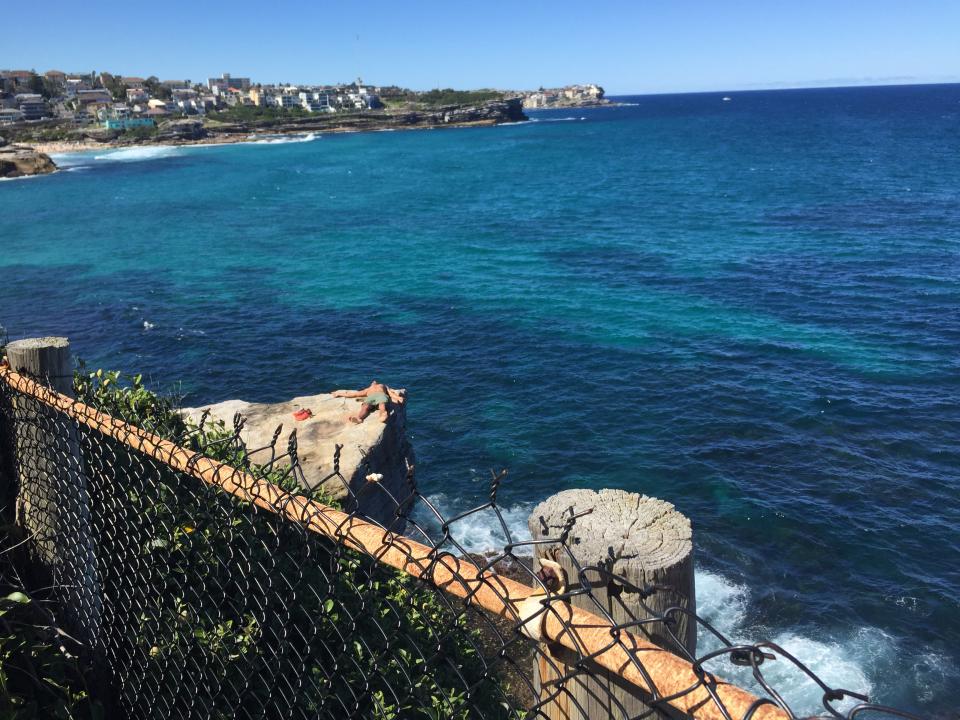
[0,536,102,719]
[207,105,311,124]
[68,368,518,718]
[415,89,503,106]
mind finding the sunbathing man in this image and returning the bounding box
[331,380,406,424]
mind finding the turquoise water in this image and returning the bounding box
[2,85,958,714]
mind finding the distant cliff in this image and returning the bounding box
[208,98,527,136]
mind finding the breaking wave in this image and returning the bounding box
[530,116,586,123]
[246,132,318,145]
[91,145,182,162]
[419,495,952,716]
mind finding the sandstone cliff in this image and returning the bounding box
[0,138,57,178]
[208,97,527,136]
[155,119,208,142]
[181,393,415,529]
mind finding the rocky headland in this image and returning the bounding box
[22,98,527,155]
[0,136,57,178]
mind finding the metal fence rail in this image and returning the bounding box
[0,355,922,720]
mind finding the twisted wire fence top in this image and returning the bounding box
[0,363,925,720]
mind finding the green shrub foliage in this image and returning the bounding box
[0,561,102,719]
[65,367,517,719]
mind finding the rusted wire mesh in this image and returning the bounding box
[0,364,922,720]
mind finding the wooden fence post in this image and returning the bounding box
[528,488,696,720]
[5,337,102,647]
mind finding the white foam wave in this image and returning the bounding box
[530,116,585,123]
[48,152,91,167]
[693,574,953,714]
[93,145,181,162]
[0,172,49,182]
[247,132,318,145]
[419,493,532,553]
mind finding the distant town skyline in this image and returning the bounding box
[6,0,959,95]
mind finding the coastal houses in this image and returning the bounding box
[1,67,390,128]
[0,70,35,91]
[0,65,511,142]
[15,94,48,120]
[126,87,149,103]
[299,92,334,113]
[0,109,24,125]
[522,83,606,109]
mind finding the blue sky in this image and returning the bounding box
[5,1,959,94]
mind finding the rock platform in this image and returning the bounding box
[182,393,415,528]
[0,137,57,178]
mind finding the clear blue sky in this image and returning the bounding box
[6,0,959,94]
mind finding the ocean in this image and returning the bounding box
[2,84,958,715]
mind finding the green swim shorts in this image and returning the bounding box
[363,392,390,406]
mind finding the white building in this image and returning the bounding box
[299,92,333,113]
[148,98,178,113]
[343,85,381,110]
[126,87,148,103]
[276,94,300,109]
[176,98,205,114]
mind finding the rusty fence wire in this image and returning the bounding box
[0,363,924,720]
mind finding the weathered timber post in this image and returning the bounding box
[528,488,696,720]
[5,337,102,647]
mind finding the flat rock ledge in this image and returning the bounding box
[181,393,415,529]
[0,142,57,178]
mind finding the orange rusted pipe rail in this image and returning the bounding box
[0,364,788,720]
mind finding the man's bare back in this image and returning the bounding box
[331,380,406,424]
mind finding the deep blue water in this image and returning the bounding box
[2,84,958,715]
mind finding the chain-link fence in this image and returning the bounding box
[0,352,924,720]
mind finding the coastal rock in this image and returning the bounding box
[181,393,415,528]
[208,98,527,137]
[421,98,526,125]
[155,119,208,142]
[0,145,57,178]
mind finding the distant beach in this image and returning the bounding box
[27,119,509,157]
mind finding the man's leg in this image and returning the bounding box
[377,402,388,423]
[348,402,374,424]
